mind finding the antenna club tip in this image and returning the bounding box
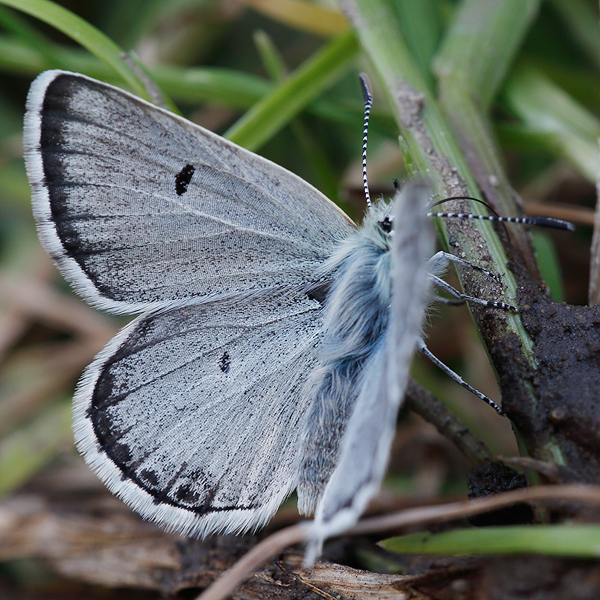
[359,73,372,103]
[529,217,576,231]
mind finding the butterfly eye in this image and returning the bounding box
[379,215,393,234]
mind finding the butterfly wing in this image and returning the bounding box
[75,290,323,537]
[304,181,434,561]
[23,70,354,314]
[23,71,356,536]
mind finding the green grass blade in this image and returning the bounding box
[254,29,288,81]
[432,0,540,227]
[0,0,149,98]
[0,4,61,68]
[0,401,71,497]
[507,65,600,139]
[434,0,539,111]
[504,63,600,182]
[225,29,359,151]
[549,0,600,73]
[0,33,378,134]
[253,30,341,200]
[381,525,600,558]
[394,0,444,89]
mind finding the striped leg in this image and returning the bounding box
[417,339,503,414]
[429,274,516,312]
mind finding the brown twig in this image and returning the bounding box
[196,483,600,600]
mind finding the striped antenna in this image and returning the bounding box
[426,210,575,231]
[427,196,575,231]
[359,73,373,209]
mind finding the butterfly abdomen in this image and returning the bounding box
[297,202,395,513]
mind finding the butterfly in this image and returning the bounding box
[24,71,438,557]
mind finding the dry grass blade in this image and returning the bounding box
[196,525,307,600]
[0,270,116,341]
[196,484,600,600]
[236,0,348,37]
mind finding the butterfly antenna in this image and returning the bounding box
[428,196,575,231]
[359,73,373,209]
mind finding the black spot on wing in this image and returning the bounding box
[176,163,195,195]
[219,351,231,374]
[139,468,159,488]
[175,482,202,505]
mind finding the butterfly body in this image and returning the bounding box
[297,202,396,514]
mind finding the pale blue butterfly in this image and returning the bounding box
[23,71,572,560]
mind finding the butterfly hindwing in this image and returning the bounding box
[74,290,323,537]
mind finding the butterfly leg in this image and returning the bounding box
[428,250,502,283]
[416,338,503,414]
[429,273,516,311]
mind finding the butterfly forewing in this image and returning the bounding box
[24,71,354,314]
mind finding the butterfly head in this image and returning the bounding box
[378,214,393,234]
